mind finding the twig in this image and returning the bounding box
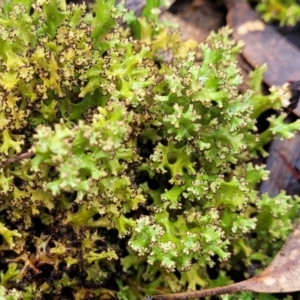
[0,150,34,168]
[147,281,246,300]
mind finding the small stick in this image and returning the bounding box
[0,150,34,168]
[147,281,246,299]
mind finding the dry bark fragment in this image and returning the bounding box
[170,0,225,34]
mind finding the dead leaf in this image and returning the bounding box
[160,11,208,43]
[244,219,300,293]
[226,0,300,86]
[260,130,300,197]
[169,0,224,37]
[147,219,300,299]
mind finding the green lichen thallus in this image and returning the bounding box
[145,155,300,299]
[145,218,300,299]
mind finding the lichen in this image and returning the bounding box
[255,0,300,26]
[0,0,298,299]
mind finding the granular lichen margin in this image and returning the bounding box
[0,0,298,299]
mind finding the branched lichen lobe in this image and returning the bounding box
[0,0,298,299]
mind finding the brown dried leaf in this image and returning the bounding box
[260,131,300,197]
[169,0,224,34]
[148,219,300,299]
[160,11,208,43]
[226,0,300,86]
[246,219,300,293]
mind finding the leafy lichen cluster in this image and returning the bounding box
[255,0,300,26]
[0,0,299,299]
